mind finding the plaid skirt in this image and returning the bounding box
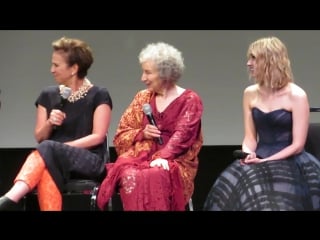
[203,151,320,211]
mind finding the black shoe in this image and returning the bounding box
[0,196,19,211]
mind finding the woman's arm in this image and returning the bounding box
[242,86,257,154]
[156,92,203,161]
[34,105,55,143]
[65,103,112,148]
[113,90,152,155]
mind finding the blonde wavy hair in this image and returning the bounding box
[247,36,293,89]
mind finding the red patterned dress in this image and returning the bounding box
[97,89,203,210]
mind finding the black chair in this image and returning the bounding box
[305,107,320,160]
[23,135,111,211]
[310,107,320,113]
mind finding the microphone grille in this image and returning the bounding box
[142,103,152,115]
[60,87,72,99]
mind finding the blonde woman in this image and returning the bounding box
[204,36,320,211]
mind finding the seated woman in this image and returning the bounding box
[0,37,113,211]
[203,36,320,211]
[97,42,203,211]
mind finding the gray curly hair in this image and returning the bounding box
[139,42,185,84]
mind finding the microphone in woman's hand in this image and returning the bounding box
[233,150,249,159]
[57,86,72,109]
[142,103,163,145]
[53,86,72,130]
[233,150,262,159]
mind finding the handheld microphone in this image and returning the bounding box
[53,86,72,130]
[57,86,72,109]
[233,150,262,159]
[142,103,163,145]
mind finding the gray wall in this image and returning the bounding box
[0,30,320,147]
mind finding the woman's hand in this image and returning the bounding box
[49,109,66,126]
[143,124,161,140]
[240,152,257,165]
[150,158,169,170]
[240,153,267,165]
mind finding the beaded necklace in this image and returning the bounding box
[59,78,93,103]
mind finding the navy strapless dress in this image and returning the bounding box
[203,108,320,210]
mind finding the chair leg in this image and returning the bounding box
[90,186,113,211]
[188,198,194,211]
[22,195,27,211]
[107,196,113,211]
[90,186,99,211]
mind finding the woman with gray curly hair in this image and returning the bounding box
[97,42,203,211]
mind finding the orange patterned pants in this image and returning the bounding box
[15,150,62,211]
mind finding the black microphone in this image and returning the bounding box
[56,86,72,109]
[233,150,262,159]
[142,103,163,145]
[53,86,71,130]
